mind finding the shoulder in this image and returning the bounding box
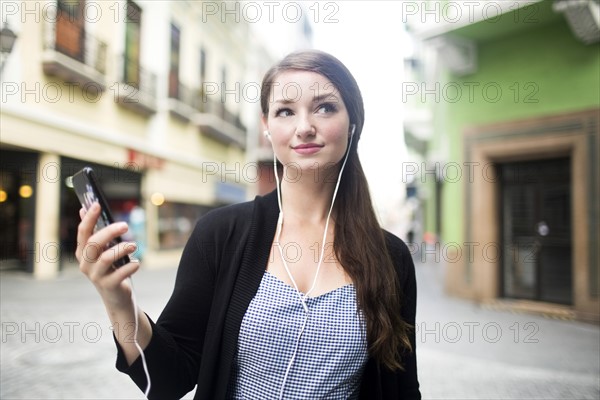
[191,189,278,240]
[382,231,418,324]
[382,230,416,282]
[382,230,412,260]
[199,198,255,230]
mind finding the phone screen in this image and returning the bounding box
[72,167,130,268]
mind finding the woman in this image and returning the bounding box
[76,49,420,399]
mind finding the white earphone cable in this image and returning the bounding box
[272,126,354,399]
[128,276,151,398]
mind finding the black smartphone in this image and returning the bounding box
[72,167,130,268]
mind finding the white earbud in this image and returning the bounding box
[264,130,271,140]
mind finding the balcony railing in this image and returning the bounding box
[167,82,202,121]
[166,82,247,148]
[42,16,107,89]
[194,95,247,149]
[114,54,158,115]
[196,94,221,116]
[223,106,247,133]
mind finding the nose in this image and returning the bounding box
[295,114,315,138]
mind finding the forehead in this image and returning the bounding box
[269,70,339,102]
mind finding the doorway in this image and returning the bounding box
[0,150,38,271]
[500,157,572,305]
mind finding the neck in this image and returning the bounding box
[278,166,340,225]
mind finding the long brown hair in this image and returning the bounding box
[260,49,412,370]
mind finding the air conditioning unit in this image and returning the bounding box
[430,35,477,77]
[553,0,600,44]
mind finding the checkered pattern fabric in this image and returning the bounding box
[226,271,369,399]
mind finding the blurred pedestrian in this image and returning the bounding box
[128,205,146,261]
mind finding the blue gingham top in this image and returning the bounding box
[226,271,369,399]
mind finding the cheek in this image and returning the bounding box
[337,136,351,159]
[325,126,350,147]
[270,136,291,162]
[266,118,293,138]
[323,131,350,162]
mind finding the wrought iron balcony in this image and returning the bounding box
[114,54,158,116]
[167,82,247,148]
[194,95,247,149]
[42,15,107,90]
[167,82,202,121]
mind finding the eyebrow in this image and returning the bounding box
[272,92,339,105]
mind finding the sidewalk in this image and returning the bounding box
[1,266,177,400]
[1,260,599,399]
[415,258,600,400]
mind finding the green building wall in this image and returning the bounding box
[438,15,600,245]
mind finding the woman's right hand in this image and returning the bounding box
[76,203,153,365]
[75,202,140,311]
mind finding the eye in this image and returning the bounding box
[316,103,337,114]
[274,107,293,117]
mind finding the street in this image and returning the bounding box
[1,259,599,399]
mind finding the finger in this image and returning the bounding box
[80,239,137,284]
[87,221,129,259]
[79,207,86,220]
[97,242,137,272]
[100,260,141,290]
[76,203,102,263]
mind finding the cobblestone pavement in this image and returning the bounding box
[1,259,599,399]
[415,259,599,400]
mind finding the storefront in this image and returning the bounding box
[0,149,39,272]
[0,150,144,273]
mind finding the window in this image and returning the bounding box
[168,23,181,99]
[219,66,227,117]
[124,1,142,87]
[158,202,213,249]
[55,0,85,61]
[200,48,206,85]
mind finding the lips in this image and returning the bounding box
[292,143,323,149]
[292,143,324,155]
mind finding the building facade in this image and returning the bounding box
[404,0,599,321]
[0,0,289,277]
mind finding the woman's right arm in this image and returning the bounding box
[75,202,152,365]
[78,201,222,399]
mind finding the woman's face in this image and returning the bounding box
[263,70,351,174]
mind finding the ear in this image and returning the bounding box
[261,114,272,142]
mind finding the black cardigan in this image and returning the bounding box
[116,190,421,399]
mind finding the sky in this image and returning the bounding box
[251,1,412,232]
[310,2,411,231]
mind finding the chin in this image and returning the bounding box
[290,159,342,177]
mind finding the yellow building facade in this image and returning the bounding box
[1,1,278,277]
